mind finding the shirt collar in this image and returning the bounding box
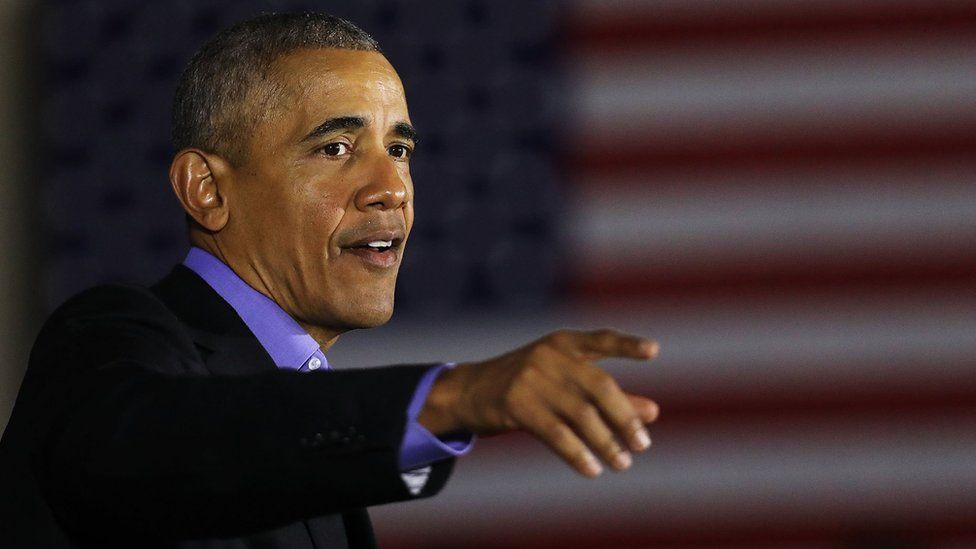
[182,247,327,371]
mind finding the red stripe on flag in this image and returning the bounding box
[567,119,976,179]
[568,253,976,305]
[642,375,976,427]
[566,2,976,55]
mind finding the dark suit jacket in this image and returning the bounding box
[0,265,454,548]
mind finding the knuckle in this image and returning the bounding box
[589,370,619,396]
[546,330,571,346]
[502,386,529,412]
[525,344,550,364]
[512,363,542,388]
[545,422,574,446]
[570,403,599,425]
[590,328,617,344]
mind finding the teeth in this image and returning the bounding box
[367,240,393,249]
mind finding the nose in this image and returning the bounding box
[353,152,411,212]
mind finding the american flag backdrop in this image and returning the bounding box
[328,1,976,547]
[22,0,976,547]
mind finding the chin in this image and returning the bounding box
[349,306,394,329]
[337,294,396,330]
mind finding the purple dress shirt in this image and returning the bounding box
[183,247,472,478]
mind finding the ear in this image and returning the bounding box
[169,149,232,232]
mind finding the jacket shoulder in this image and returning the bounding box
[33,282,200,376]
[51,283,173,322]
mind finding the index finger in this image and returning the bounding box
[577,329,659,360]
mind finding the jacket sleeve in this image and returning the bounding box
[24,284,453,542]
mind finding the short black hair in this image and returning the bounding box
[172,12,381,165]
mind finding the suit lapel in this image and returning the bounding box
[152,265,278,377]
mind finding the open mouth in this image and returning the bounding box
[343,237,403,268]
[360,240,394,253]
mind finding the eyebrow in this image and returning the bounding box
[301,116,366,143]
[392,122,420,144]
[300,116,419,144]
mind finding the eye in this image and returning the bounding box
[317,142,351,156]
[388,144,412,160]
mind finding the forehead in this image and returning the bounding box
[270,48,408,123]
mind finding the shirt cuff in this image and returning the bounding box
[399,363,475,471]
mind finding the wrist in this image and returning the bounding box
[418,364,466,435]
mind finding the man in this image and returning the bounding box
[0,12,659,548]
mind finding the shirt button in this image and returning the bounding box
[308,357,322,370]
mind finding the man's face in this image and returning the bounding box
[218,48,415,337]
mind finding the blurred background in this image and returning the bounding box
[1,0,975,547]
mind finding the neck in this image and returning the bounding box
[297,321,342,352]
[190,232,344,350]
[190,231,230,265]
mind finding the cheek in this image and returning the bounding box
[295,186,347,255]
[401,170,415,207]
[405,176,415,227]
[404,204,415,233]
